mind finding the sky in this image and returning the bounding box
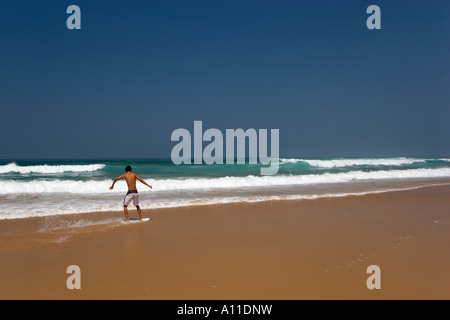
[0,0,449,159]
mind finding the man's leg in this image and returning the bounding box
[123,206,129,222]
[136,206,142,221]
[133,194,142,221]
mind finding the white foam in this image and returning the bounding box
[1,183,446,220]
[279,157,448,168]
[0,167,449,195]
[0,162,105,174]
[37,218,122,232]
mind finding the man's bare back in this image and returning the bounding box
[123,172,138,191]
[110,171,152,192]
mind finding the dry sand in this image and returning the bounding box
[0,185,449,300]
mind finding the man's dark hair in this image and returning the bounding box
[125,165,132,172]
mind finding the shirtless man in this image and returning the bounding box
[110,165,152,222]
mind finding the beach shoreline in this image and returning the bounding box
[0,184,449,300]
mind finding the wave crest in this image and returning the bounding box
[0,163,106,174]
[1,168,449,195]
[280,158,450,168]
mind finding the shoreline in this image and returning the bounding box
[1,179,449,224]
[0,184,449,299]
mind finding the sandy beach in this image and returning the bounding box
[0,184,449,300]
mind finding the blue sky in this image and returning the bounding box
[0,0,449,159]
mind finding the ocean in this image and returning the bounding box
[0,157,450,220]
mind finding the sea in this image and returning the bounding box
[0,157,450,220]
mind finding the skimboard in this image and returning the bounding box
[121,218,150,224]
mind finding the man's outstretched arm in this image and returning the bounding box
[136,175,152,189]
[110,174,125,190]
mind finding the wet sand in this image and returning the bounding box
[0,185,449,300]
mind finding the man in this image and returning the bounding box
[110,165,152,222]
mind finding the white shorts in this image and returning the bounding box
[123,191,139,207]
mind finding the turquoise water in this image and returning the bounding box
[2,157,450,181]
[0,157,449,219]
